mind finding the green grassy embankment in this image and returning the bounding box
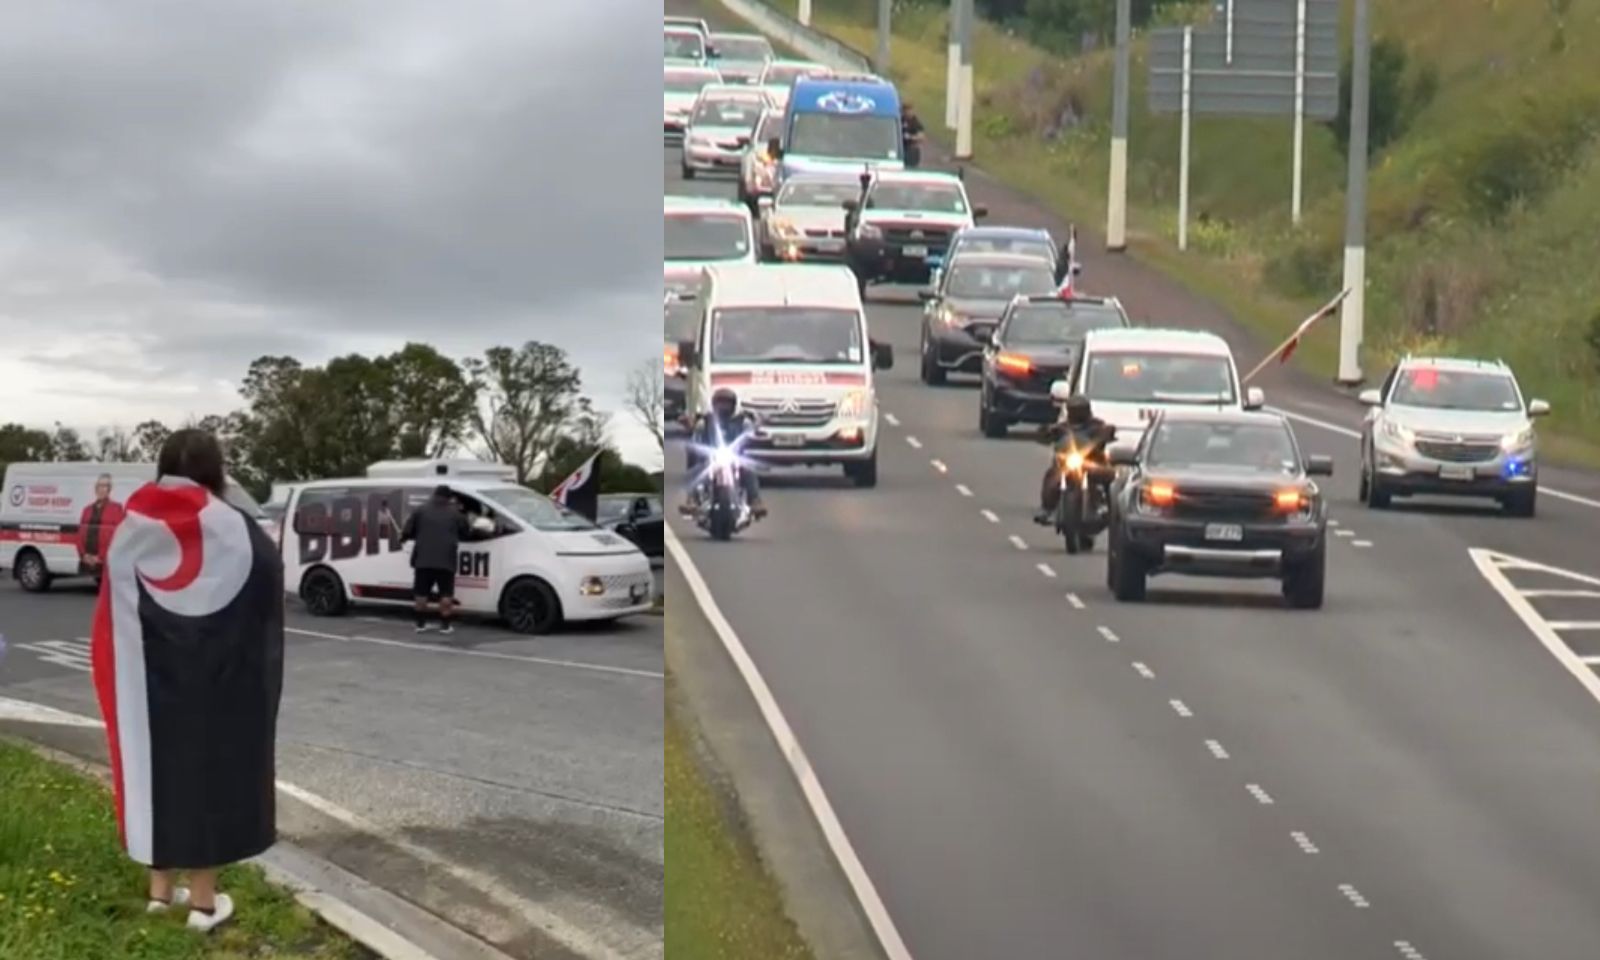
[766,0,1600,465]
[0,740,367,960]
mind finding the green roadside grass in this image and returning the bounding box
[0,740,368,960]
[665,675,815,960]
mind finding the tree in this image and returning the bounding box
[95,426,137,462]
[384,343,478,458]
[133,420,172,461]
[464,341,586,484]
[626,357,664,451]
[49,424,88,461]
[0,423,53,474]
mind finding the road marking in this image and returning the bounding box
[13,638,91,673]
[1065,593,1086,609]
[955,483,974,497]
[1131,661,1153,678]
[1097,625,1120,643]
[980,509,1000,524]
[664,527,916,960]
[1205,739,1230,759]
[0,696,102,727]
[1327,518,1340,527]
[1469,549,1600,705]
[1291,831,1320,854]
[884,412,900,427]
[1245,783,1275,805]
[1008,535,1029,551]
[930,459,948,474]
[1337,884,1370,908]
[1274,404,1600,509]
[1169,699,1193,718]
[1394,941,1427,960]
[1351,540,1373,548]
[905,435,923,449]
[1334,529,1355,538]
[283,628,662,680]
[1549,621,1600,630]
[1035,562,1057,578]
[1523,589,1600,598]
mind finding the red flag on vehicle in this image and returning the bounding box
[551,451,603,522]
[1241,288,1351,385]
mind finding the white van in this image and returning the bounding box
[1055,328,1264,450]
[1,461,268,592]
[281,467,653,634]
[676,262,894,487]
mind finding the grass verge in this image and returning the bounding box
[0,740,368,960]
[664,675,815,960]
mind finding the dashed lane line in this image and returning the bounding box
[1131,661,1154,679]
[1169,699,1193,718]
[1291,831,1320,854]
[1008,535,1029,551]
[930,459,948,473]
[1334,529,1356,538]
[905,436,923,449]
[980,509,1000,524]
[1205,739,1230,759]
[1351,540,1373,548]
[1035,562,1057,578]
[1337,884,1371,909]
[1065,593,1086,609]
[884,412,901,427]
[1245,783,1275,805]
[1394,941,1427,960]
[955,483,973,497]
[1096,625,1120,643]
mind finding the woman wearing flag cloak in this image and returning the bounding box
[90,429,285,932]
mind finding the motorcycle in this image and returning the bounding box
[687,420,762,541]
[1038,426,1113,555]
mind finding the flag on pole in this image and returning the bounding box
[551,450,602,522]
[1241,288,1351,385]
[1057,224,1080,298]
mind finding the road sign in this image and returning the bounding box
[1148,26,1339,119]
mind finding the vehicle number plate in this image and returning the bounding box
[1204,523,1244,542]
[1439,464,1474,481]
[771,433,806,447]
[902,245,928,258]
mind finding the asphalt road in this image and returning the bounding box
[0,578,663,959]
[664,68,1600,958]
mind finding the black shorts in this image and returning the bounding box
[413,568,456,599]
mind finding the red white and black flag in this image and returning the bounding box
[551,451,602,522]
[1241,287,1352,385]
[90,477,284,868]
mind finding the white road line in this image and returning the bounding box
[1469,549,1600,707]
[1274,404,1600,509]
[664,527,916,960]
[1291,831,1320,854]
[1096,625,1120,643]
[1522,589,1600,598]
[930,459,948,474]
[1169,699,1193,718]
[1065,593,1086,609]
[1245,783,1275,805]
[1334,529,1355,538]
[14,640,91,673]
[980,509,1000,524]
[1131,661,1154,679]
[1351,539,1373,548]
[1035,562,1057,578]
[283,628,662,680]
[1327,518,1341,527]
[955,483,974,497]
[1549,621,1600,630]
[0,696,102,727]
[884,412,901,427]
[905,435,923,449]
[1008,535,1029,551]
[1205,739,1230,759]
[1337,883,1370,908]
[1394,941,1427,960]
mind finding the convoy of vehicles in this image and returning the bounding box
[680,85,773,178]
[844,170,986,292]
[664,195,756,270]
[770,76,903,188]
[917,251,1061,385]
[664,64,723,139]
[756,172,857,262]
[706,32,774,85]
[975,294,1132,436]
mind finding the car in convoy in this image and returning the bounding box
[597,493,664,559]
[681,85,772,179]
[916,252,1060,384]
[1104,409,1333,608]
[283,464,654,634]
[1357,355,1548,517]
[936,225,1074,287]
[665,15,711,40]
[737,106,787,208]
[756,172,858,262]
[845,170,986,292]
[2,461,268,593]
[757,59,834,113]
[674,263,894,488]
[769,75,904,188]
[974,294,1132,436]
[707,32,774,85]
[1062,327,1264,452]
[664,64,722,139]
[664,25,710,66]
[664,278,705,422]
[664,195,756,276]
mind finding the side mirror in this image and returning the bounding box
[1108,444,1139,467]
[1243,386,1265,410]
[1049,379,1073,402]
[1358,388,1382,406]
[766,136,782,158]
[678,341,698,368]
[972,205,989,220]
[1304,454,1334,477]
[1528,398,1550,417]
[871,340,894,370]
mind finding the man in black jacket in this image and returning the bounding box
[401,485,471,634]
[680,387,767,519]
[1035,394,1117,524]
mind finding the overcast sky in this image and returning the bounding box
[0,0,663,467]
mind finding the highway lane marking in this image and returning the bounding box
[1334,529,1355,538]
[0,696,102,727]
[1169,699,1193,718]
[1327,518,1340,527]
[884,412,901,427]
[1096,625,1120,643]
[284,628,663,680]
[980,509,1000,523]
[1245,783,1275,805]
[1469,549,1600,705]
[1337,884,1370,908]
[1205,739,1230,759]
[1035,562,1057,578]
[1008,535,1029,551]
[1549,621,1600,630]
[905,435,923,449]
[1065,593,1086,609]
[664,527,917,960]
[1394,942,1427,960]
[11,638,91,673]
[955,483,974,497]
[1130,661,1153,679]
[1523,589,1600,598]
[930,459,948,473]
[1274,404,1600,510]
[1290,831,1320,854]
[1351,540,1373,548]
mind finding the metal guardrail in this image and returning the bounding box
[718,0,873,73]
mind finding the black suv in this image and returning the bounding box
[918,253,1061,385]
[1104,409,1333,609]
[974,294,1130,437]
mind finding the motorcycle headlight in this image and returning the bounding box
[1063,451,1085,472]
[1501,426,1535,451]
[711,447,737,468]
[1380,419,1413,446]
[769,218,799,238]
[837,389,869,420]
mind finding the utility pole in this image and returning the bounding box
[799,0,812,27]
[946,0,962,128]
[1337,0,1370,385]
[1106,0,1131,251]
[876,0,891,75]
[955,0,975,158]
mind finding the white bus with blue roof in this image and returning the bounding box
[764,75,904,190]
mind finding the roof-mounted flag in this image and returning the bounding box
[551,451,602,522]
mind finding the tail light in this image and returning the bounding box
[664,344,680,376]
[996,353,1032,375]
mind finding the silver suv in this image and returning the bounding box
[1358,356,1548,517]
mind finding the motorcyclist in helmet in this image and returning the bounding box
[680,387,768,519]
[1034,393,1116,525]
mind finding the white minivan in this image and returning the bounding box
[1,461,268,592]
[281,464,654,634]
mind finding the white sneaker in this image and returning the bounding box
[186,893,234,932]
[414,623,432,633]
[147,887,190,912]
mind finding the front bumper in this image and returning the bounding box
[556,555,656,621]
[745,420,877,465]
[683,140,743,171]
[926,324,988,373]
[1123,514,1323,578]
[1371,440,1536,497]
[768,230,847,261]
[849,238,947,283]
[987,378,1058,423]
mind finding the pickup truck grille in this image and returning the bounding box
[882,224,955,251]
[1170,490,1280,521]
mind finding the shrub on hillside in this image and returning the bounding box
[1331,37,1437,157]
[1452,88,1600,222]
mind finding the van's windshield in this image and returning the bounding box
[711,307,863,364]
[481,486,599,532]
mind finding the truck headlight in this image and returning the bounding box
[580,576,605,596]
[1380,419,1413,447]
[837,389,869,419]
[1501,426,1535,451]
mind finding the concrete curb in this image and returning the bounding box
[3,734,518,960]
